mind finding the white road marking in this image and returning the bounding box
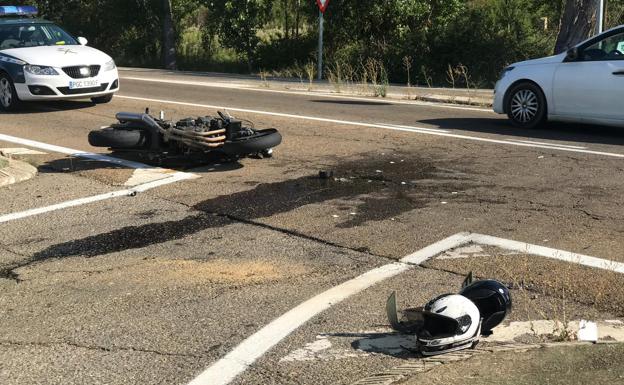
[190,232,624,385]
[0,132,183,172]
[0,172,195,224]
[375,123,449,133]
[120,75,492,113]
[186,262,411,385]
[471,233,624,274]
[115,95,624,159]
[0,134,197,223]
[510,139,587,150]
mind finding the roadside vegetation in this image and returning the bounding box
[3,0,624,87]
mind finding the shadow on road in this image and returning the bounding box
[21,153,484,266]
[0,100,97,114]
[419,118,624,147]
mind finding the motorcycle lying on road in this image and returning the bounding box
[88,109,282,163]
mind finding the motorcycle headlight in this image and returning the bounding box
[103,60,116,71]
[24,65,59,76]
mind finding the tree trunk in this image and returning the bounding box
[295,0,300,39]
[282,0,290,40]
[554,0,598,54]
[163,0,177,70]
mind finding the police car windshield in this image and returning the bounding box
[0,23,78,50]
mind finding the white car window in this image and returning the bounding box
[582,32,624,61]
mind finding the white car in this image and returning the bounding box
[494,25,624,129]
[0,6,118,111]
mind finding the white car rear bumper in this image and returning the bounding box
[15,67,119,101]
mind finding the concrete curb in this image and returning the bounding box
[118,67,494,108]
[0,155,38,187]
[350,340,621,385]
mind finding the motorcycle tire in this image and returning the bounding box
[222,129,282,155]
[88,127,149,149]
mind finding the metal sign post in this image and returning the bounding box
[318,10,324,80]
[316,0,329,80]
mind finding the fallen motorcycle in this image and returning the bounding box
[88,109,282,162]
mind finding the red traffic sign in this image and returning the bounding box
[316,0,330,13]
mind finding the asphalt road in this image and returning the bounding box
[1,69,624,385]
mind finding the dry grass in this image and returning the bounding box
[427,250,624,341]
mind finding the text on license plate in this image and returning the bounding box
[69,80,100,89]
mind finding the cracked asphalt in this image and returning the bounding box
[1,70,624,385]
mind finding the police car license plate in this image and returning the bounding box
[69,80,100,89]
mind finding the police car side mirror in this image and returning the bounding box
[77,37,88,46]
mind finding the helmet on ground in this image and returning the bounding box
[416,293,481,356]
[460,277,512,335]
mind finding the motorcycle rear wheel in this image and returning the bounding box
[88,127,149,149]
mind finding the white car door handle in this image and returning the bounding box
[613,70,624,75]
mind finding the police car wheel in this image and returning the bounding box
[0,73,20,111]
[91,94,114,104]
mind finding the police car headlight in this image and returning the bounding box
[103,60,116,71]
[24,65,59,76]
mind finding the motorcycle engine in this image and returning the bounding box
[175,116,256,141]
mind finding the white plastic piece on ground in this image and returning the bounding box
[0,147,47,156]
[578,320,599,342]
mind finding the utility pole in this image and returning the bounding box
[597,0,605,34]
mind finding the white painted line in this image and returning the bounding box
[0,190,134,223]
[116,95,624,159]
[0,172,195,224]
[190,231,624,385]
[401,232,471,264]
[375,123,449,134]
[120,75,492,113]
[469,233,624,274]
[511,139,587,150]
[0,133,194,178]
[186,234,467,385]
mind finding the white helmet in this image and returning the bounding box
[417,294,481,355]
[386,292,481,356]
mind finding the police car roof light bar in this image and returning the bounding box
[0,5,39,17]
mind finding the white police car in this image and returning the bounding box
[0,5,119,111]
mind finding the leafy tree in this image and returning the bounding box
[206,0,271,71]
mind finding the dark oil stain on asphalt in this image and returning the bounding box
[14,153,485,271]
